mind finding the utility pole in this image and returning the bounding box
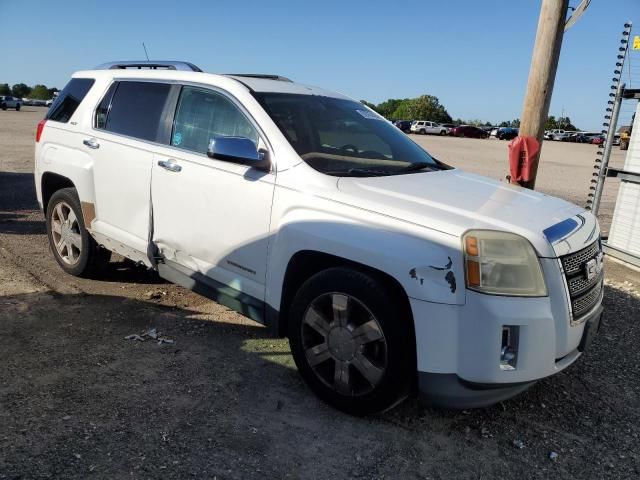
[516,0,570,189]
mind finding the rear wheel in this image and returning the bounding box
[288,267,413,415]
[15,103,20,111]
[46,187,111,277]
[1,103,6,110]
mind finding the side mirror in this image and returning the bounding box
[207,136,270,171]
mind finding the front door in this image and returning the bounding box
[151,85,275,301]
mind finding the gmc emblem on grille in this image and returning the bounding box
[584,252,604,281]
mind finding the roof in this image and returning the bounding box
[85,60,350,99]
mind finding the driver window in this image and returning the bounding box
[171,86,259,154]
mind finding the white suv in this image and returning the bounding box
[410,120,448,135]
[34,61,604,415]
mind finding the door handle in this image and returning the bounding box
[83,138,100,149]
[157,159,182,172]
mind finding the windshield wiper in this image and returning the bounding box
[325,168,393,177]
[402,162,443,173]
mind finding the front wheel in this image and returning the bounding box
[288,267,414,415]
[46,187,111,277]
[440,130,446,135]
[15,103,20,111]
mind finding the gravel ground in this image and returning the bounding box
[1,109,639,479]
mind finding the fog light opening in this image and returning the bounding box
[500,326,519,371]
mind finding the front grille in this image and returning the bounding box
[572,278,603,318]
[567,269,602,296]
[561,241,600,276]
[560,240,603,320]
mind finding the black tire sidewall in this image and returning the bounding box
[45,188,93,276]
[288,267,413,415]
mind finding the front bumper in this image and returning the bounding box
[411,258,604,408]
[418,304,603,409]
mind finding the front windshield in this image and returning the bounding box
[254,93,448,176]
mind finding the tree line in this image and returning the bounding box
[361,96,579,130]
[0,83,59,100]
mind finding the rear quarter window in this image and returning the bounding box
[46,78,95,123]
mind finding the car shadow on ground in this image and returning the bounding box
[0,171,167,285]
[0,172,45,235]
[1,283,639,479]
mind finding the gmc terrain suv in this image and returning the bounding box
[34,61,604,415]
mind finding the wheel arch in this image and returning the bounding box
[41,172,76,213]
[273,250,414,340]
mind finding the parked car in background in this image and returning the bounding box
[0,96,21,111]
[393,120,413,133]
[591,136,605,145]
[410,120,448,135]
[545,129,567,141]
[450,125,488,138]
[440,123,457,130]
[496,127,519,140]
[569,132,599,144]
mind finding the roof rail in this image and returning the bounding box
[95,61,203,72]
[225,73,293,82]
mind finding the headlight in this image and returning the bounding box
[463,230,547,296]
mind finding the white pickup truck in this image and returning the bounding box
[410,120,448,135]
[34,61,604,415]
[545,129,568,141]
[0,95,21,111]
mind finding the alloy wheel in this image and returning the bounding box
[50,201,82,265]
[301,292,388,396]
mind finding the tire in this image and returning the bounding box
[420,129,426,135]
[288,267,414,415]
[45,187,111,277]
[15,103,20,111]
[1,103,6,110]
[440,130,446,135]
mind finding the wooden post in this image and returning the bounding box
[516,0,569,189]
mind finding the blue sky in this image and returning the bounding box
[1,0,637,130]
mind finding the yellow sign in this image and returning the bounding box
[634,35,640,50]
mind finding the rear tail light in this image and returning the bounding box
[36,119,46,143]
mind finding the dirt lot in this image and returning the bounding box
[1,109,639,479]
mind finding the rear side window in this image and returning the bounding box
[102,81,171,142]
[46,78,95,123]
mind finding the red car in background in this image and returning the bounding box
[591,136,605,145]
[450,125,489,138]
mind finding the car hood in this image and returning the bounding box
[336,169,584,257]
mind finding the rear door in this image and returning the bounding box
[89,80,175,258]
[150,85,275,301]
